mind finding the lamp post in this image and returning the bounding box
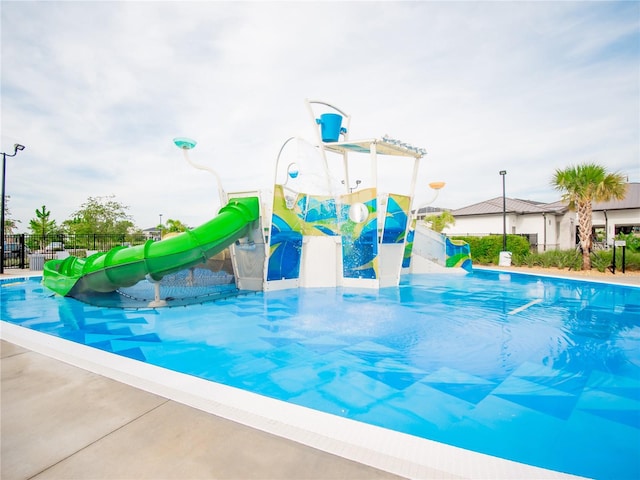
[173,137,226,206]
[499,170,507,251]
[159,213,163,238]
[1,144,25,274]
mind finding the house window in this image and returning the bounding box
[615,225,640,235]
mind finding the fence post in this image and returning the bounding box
[19,233,25,268]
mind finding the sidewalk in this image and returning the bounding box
[1,268,38,278]
[1,340,403,480]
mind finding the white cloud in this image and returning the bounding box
[2,1,638,231]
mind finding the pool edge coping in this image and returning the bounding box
[472,266,640,287]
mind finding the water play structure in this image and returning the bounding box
[43,100,471,303]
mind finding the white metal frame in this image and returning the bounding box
[265,100,428,290]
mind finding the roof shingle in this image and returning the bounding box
[451,183,639,216]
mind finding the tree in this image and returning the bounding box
[3,195,20,234]
[551,163,627,270]
[63,195,134,235]
[163,218,189,233]
[29,205,57,237]
[423,210,455,233]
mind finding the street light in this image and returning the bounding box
[1,143,25,274]
[173,137,226,206]
[499,170,507,252]
[159,213,163,238]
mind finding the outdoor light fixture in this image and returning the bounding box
[425,181,446,205]
[499,170,507,252]
[173,137,226,205]
[173,137,197,150]
[413,181,446,221]
[1,144,26,274]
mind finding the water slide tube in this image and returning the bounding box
[43,197,260,297]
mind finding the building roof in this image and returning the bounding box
[451,182,639,217]
[592,182,640,211]
[414,206,446,215]
[452,197,566,216]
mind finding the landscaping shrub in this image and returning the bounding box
[451,235,530,265]
[585,249,639,273]
[590,251,611,272]
[616,233,640,253]
[563,250,583,271]
[450,235,639,272]
[623,251,640,270]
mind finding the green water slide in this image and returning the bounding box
[43,197,260,297]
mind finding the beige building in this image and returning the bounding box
[442,182,640,252]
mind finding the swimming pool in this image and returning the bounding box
[1,270,638,479]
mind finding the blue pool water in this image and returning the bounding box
[2,270,639,479]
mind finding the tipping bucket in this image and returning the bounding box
[317,113,345,142]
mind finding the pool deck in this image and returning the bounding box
[1,339,407,480]
[3,267,628,479]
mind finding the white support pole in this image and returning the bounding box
[180,148,227,207]
[408,156,421,203]
[404,156,422,245]
[147,280,168,308]
[342,153,350,194]
[370,141,378,193]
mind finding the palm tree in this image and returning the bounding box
[551,163,627,270]
[155,219,189,239]
[164,218,189,233]
[423,210,455,233]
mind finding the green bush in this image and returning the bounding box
[582,249,640,272]
[449,236,639,272]
[624,250,640,270]
[510,252,538,268]
[597,248,640,272]
[563,250,583,271]
[590,251,610,272]
[616,233,640,253]
[452,235,531,265]
[539,251,558,268]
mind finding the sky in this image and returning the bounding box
[1,1,639,232]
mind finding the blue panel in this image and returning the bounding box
[267,221,303,281]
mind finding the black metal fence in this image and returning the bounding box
[2,233,151,270]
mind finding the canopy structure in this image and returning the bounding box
[323,137,426,159]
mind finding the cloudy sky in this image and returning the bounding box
[2,1,638,231]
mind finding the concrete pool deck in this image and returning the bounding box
[3,267,629,479]
[1,339,405,480]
